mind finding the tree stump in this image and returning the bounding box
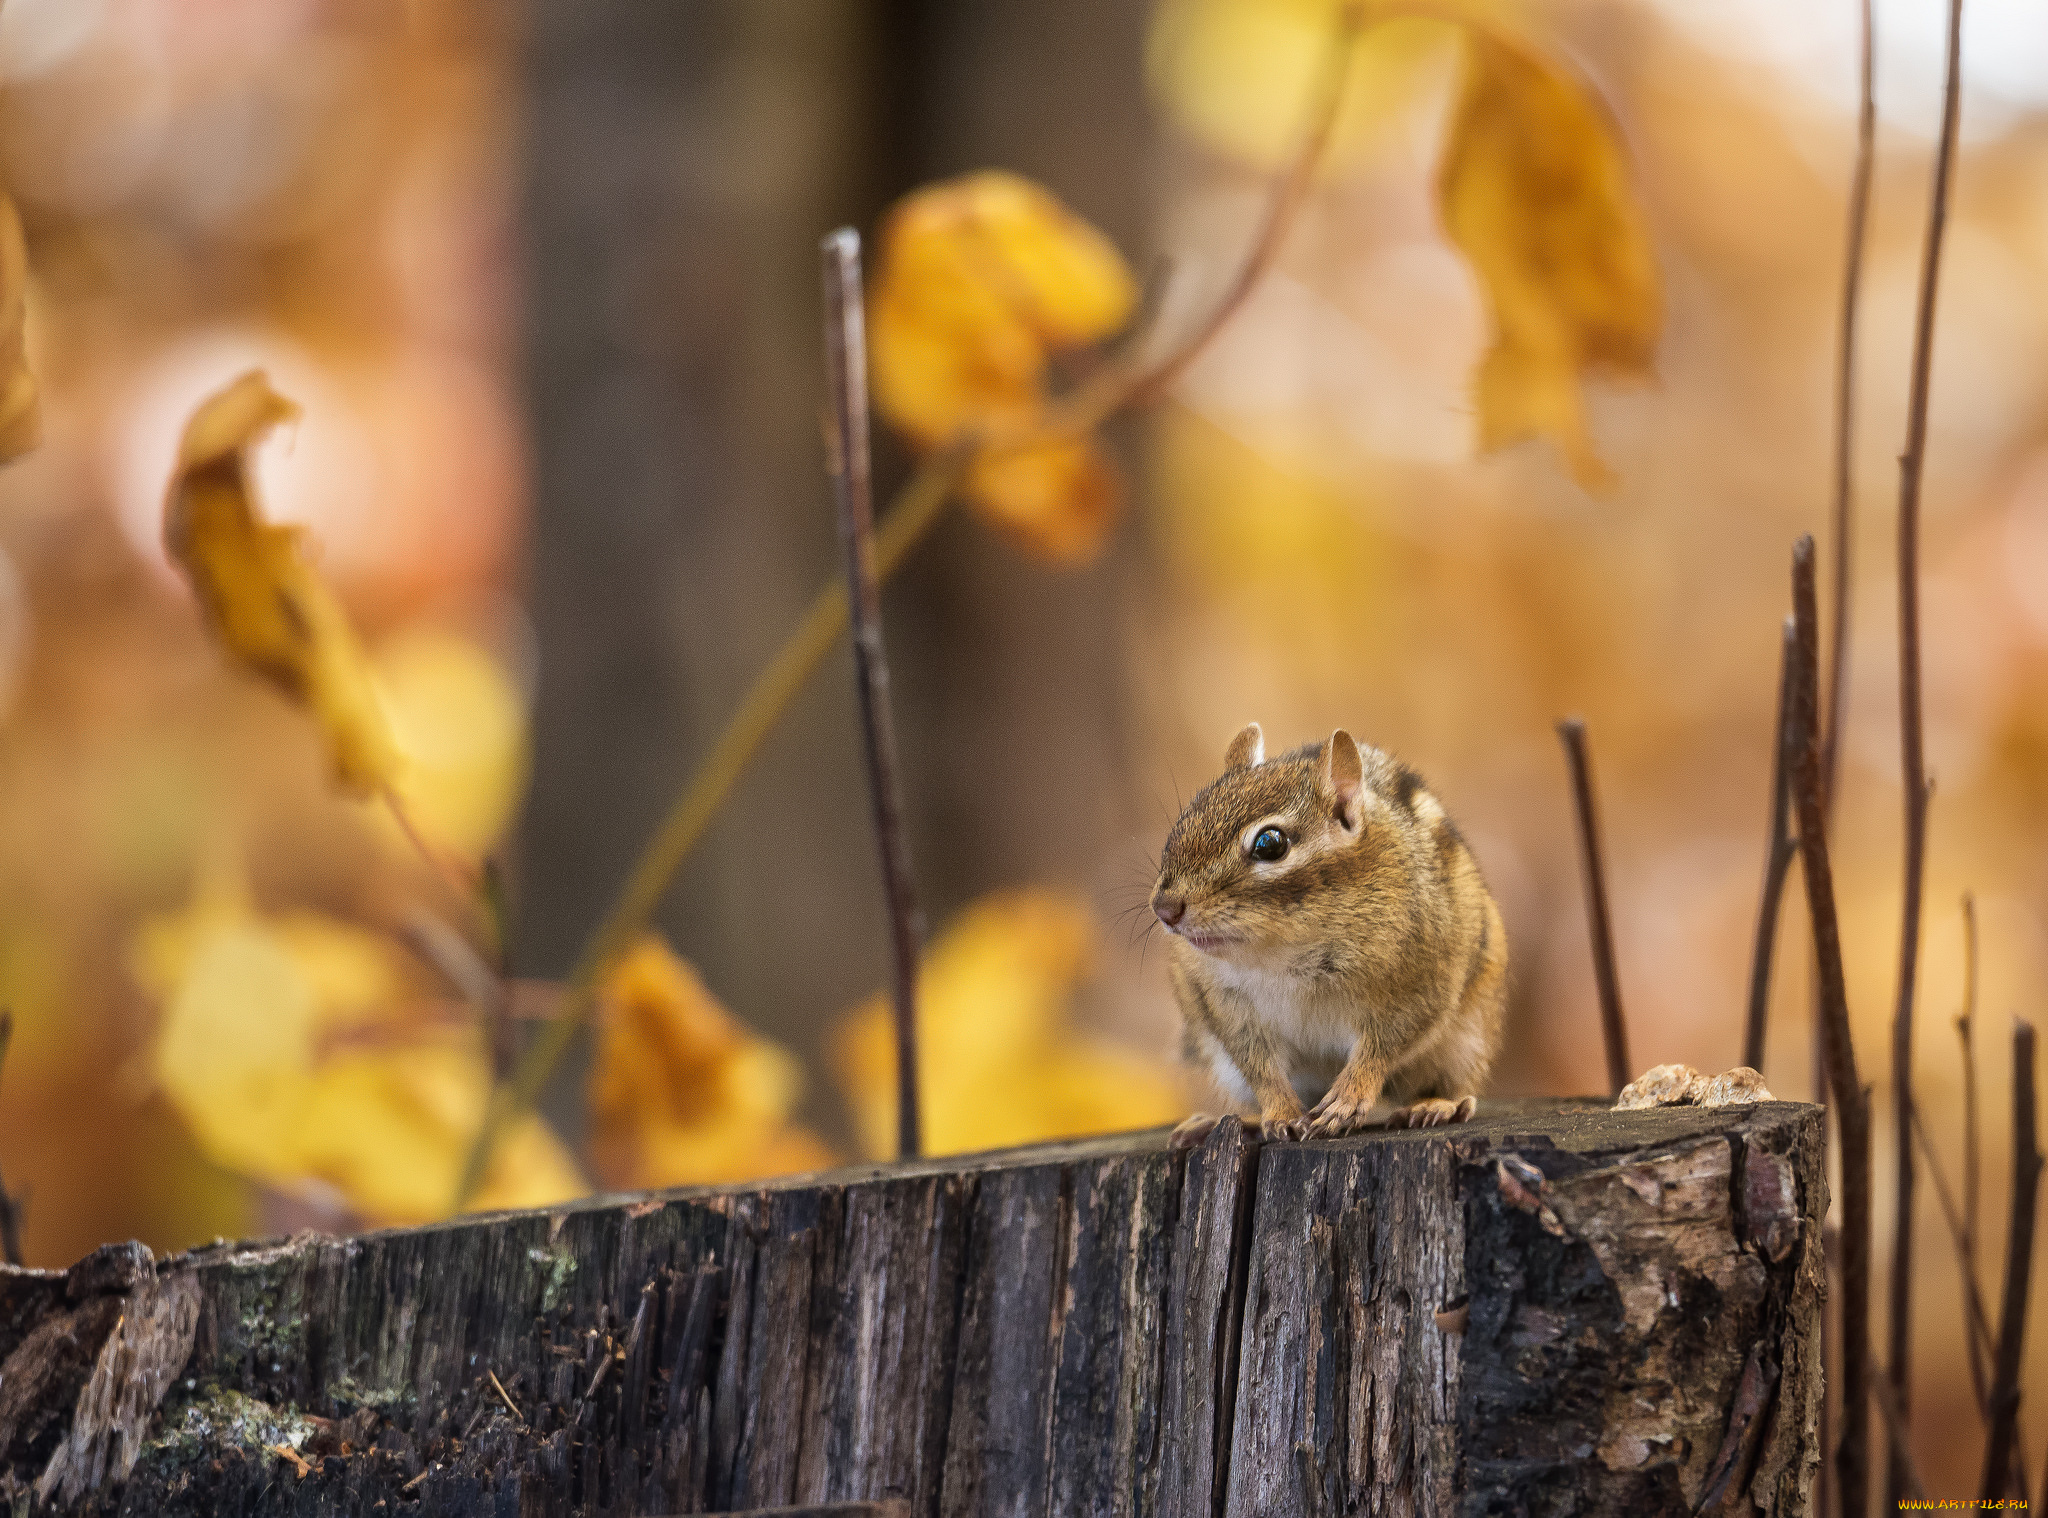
[0,1099,1820,1516]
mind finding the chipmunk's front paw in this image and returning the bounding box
[1297,1091,1378,1140]
[1170,1113,1223,1150]
[1255,1107,1311,1142]
[1395,1095,1477,1128]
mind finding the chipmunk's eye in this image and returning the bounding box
[1249,827,1288,862]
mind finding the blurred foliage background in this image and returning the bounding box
[0,0,2045,1497]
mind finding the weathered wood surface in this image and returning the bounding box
[0,1100,1820,1517]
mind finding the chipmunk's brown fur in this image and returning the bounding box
[1152,723,1506,1143]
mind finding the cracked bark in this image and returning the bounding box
[0,1101,1818,1517]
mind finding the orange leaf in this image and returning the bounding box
[588,935,835,1189]
[1437,33,1660,490]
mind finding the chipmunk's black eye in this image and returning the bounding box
[1249,827,1288,862]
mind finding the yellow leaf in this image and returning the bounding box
[870,172,1137,564]
[289,1048,584,1224]
[375,630,529,858]
[872,172,1136,444]
[830,891,1189,1159]
[588,935,835,1190]
[1437,33,1660,490]
[964,439,1121,566]
[163,370,401,795]
[135,871,583,1224]
[0,196,38,463]
[152,913,332,1180]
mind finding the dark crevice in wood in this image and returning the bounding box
[1041,1162,1076,1511]
[1208,1133,1260,1518]
[919,1174,973,1518]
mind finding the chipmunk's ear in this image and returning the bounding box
[1224,722,1264,773]
[1325,728,1364,828]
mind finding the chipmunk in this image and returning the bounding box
[1152,724,1506,1144]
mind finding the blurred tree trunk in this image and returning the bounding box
[867,2,1156,911]
[514,0,1153,1146]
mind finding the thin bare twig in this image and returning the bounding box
[1867,1339,1930,1503]
[0,1011,21,1266]
[1889,0,1964,1494]
[452,2,1368,1207]
[479,858,512,976]
[1907,1097,1997,1407]
[1555,719,1631,1097]
[1821,8,1876,1502]
[402,912,515,1082]
[823,228,926,1160]
[1888,792,1935,1507]
[1789,534,1871,1518]
[1821,0,1876,812]
[1981,1020,2041,1505]
[1118,5,1360,411]
[1743,618,1798,1074]
[380,785,480,906]
[1812,978,1833,1518]
[1961,893,1986,1409]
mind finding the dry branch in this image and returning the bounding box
[403,911,515,1083]
[1555,718,1631,1097]
[1866,1336,1929,1504]
[0,1012,20,1268]
[1744,618,1798,1075]
[822,228,925,1160]
[1961,893,1987,1409]
[1888,0,1965,1494]
[1817,125,1873,1518]
[1789,534,1870,1518]
[1907,1099,1996,1411]
[1980,1020,2042,1504]
[1821,0,1876,807]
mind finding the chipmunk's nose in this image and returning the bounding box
[1153,895,1186,928]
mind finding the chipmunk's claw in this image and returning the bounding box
[1170,1113,1223,1150]
[1270,1095,1477,1139]
[1257,1110,1311,1142]
[1294,1092,1378,1141]
[1396,1095,1477,1128]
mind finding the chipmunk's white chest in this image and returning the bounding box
[1206,955,1358,1064]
